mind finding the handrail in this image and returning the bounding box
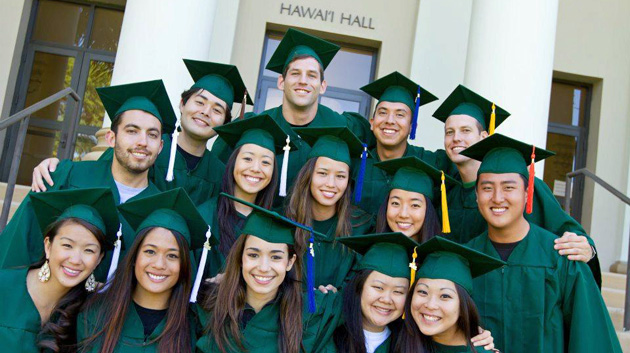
[0,88,81,232]
[564,168,630,331]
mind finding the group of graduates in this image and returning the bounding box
[0,28,622,353]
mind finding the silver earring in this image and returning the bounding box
[85,273,96,292]
[38,260,51,282]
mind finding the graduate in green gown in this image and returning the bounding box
[283,126,375,292]
[195,113,296,279]
[0,188,118,352]
[373,156,458,243]
[397,236,504,353]
[77,188,212,353]
[459,135,621,352]
[210,29,371,207]
[353,72,455,215]
[0,80,171,278]
[196,194,340,353]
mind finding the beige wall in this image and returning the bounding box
[554,0,630,270]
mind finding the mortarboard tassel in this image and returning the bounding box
[440,171,451,233]
[165,119,181,182]
[409,86,421,140]
[526,145,536,214]
[489,103,496,135]
[403,246,418,320]
[307,230,316,313]
[101,224,123,292]
[190,226,212,303]
[239,91,247,121]
[279,135,291,197]
[353,143,368,203]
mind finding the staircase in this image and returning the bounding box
[603,271,630,352]
[0,182,30,221]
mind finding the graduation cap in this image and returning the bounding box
[294,126,372,203]
[97,79,177,135]
[265,28,341,74]
[375,156,459,233]
[459,133,555,214]
[432,85,510,135]
[221,192,325,313]
[213,113,298,197]
[339,232,420,280]
[361,71,438,140]
[415,236,505,295]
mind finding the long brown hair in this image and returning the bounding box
[78,227,193,353]
[200,234,304,353]
[36,218,107,353]
[375,191,441,243]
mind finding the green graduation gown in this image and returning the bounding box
[99,133,224,205]
[0,268,42,353]
[0,159,160,280]
[466,223,621,353]
[431,341,493,353]
[77,301,196,352]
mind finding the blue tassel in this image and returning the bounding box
[354,143,368,203]
[307,231,316,313]
[410,86,421,140]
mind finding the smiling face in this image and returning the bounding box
[44,220,104,289]
[360,271,409,332]
[386,189,427,239]
[370,101,412,149]
[233,144,275,197]
[109,110,164,174]
[476,172,527,231]
[444,115,487,165]
[179,89,228,141]
[411,278,461,341]
[241,235,296,300]
[133,227,181,301]
[309,156,350,209]
[278,57,327,110]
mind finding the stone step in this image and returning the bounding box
[604,287,627,309]
[610,306,624,331]
[0,182,31,203]
[617,330,630,353]
[604,271,628,291]
[0,199,21,221]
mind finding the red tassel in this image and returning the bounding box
[239,90,247,120]
[526,145,535,214]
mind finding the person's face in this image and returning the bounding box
[386,189,427,239]
[444,115,488,164]
[108,110,163,174]
[44,221,104,289]
[179,89,228,140]
[476,173,527,230]
[278,57,327,109]
[411,278,460,340]
[370,101,412,148]
[310,157,350,208]
[134,227,181,300]
[233,144,275,197]
[360,271,409,332]
[241,235,296,298]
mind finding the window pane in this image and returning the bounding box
[25,52,75,122]
[262,38,282,78]
[264,88,284,111]
[320,96,360,114]
[543,132,577,199]
[81,60,114,127]
[32,0,89,47]
[323,48,374,90]
[17,127,61,185]
[89,7,124,52]
[548,82,587,127]
[73,133,98,161]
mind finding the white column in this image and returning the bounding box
[464,0,559,175]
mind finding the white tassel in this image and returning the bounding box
[279,135,291,197]
[165,122,180,182]
[190,226,212,303]
[100,224,122,292]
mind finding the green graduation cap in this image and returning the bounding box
[184,59,253,108]
[97,79,177,135]
[432,84,510,134]
[213,113,296,154]
[361,72,438,140]
[30,188,120,250]
[339,232,420,280]
[265,28,341,74]
[415,236,505,294]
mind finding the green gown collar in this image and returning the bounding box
[124,301,167,340]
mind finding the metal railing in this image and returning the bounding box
[0,87,81,232]
[564,168,630,331]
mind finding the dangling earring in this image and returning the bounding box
[38,260,51,282]
[85,273,96,292]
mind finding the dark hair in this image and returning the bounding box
[281,54,325,82]
[200,234,304,353]
[333,269,371,353]
[180,87,234,124]
[375,191,441,243]
[35,218,107,353]
[217,146,279,256]
[78,227,193,353]
[395,280,480,353]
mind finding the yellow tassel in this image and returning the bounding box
[404,246,419,320]
[489,103,496,135]
[441,171,451,234]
